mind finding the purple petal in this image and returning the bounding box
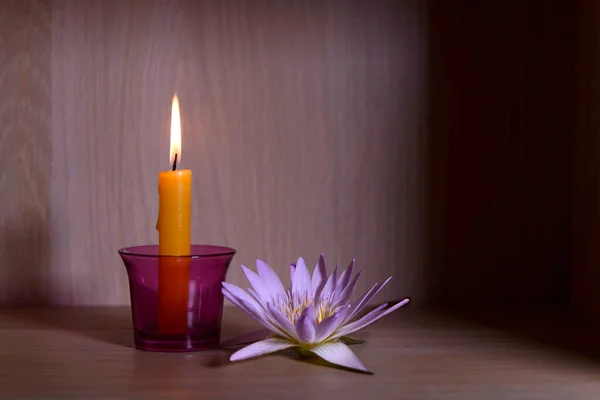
[247,288,264,305]
[311,254,327,299]
[336,260,354,294]
[344,302,388,332]
[222,282,262,313]
[222,287,284,336]
[242,265,271,303]
[309,342,369,373]
[256,259,286,297]
[247,288,276,315]
[336,299,410,338]
[345,282,380,321]
[334,270,362,307]
[315,305,351,342]
[230,338,296,362]
[220,329,272,348]
[290,263,296,284]
[267,303,300,342]
[292,257,311,300]
[346,283,380,320]
[345,277,392,323]
[319,265,338,304]
[222,287,257,316]
[295,305,317,343]
[223,284,292,339]
[244,294,288,329]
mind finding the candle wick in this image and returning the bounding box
[172,153,178,171]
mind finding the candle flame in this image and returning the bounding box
[170,94,181,166]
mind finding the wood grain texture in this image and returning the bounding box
[0,0,52,304]
[1,307,600,399]
[49,0,428,305]
[2,0,575,308]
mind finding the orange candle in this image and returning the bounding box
[156,94,191,334]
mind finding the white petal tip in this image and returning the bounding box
[310,342,371,373]
[229,352,253,362]
[228,338,295,362]
[230,353,250,362]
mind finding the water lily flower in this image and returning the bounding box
[221,255,409,373]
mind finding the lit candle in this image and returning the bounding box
[156,94,191,335]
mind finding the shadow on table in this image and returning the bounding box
[1,306,134,348]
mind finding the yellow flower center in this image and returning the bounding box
[276,291,335,325]
[316,302,334,323]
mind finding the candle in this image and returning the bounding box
[156,94,191,335]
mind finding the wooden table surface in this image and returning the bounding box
[0,307,599,399]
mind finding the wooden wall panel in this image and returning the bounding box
[0,0,577,309]
[572,0,600,319]
[0,0,579,309]
[49,0,428,305]
[427,1,574,309]
[0,0,52,304]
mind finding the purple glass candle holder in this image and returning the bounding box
[118,245,236,352]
